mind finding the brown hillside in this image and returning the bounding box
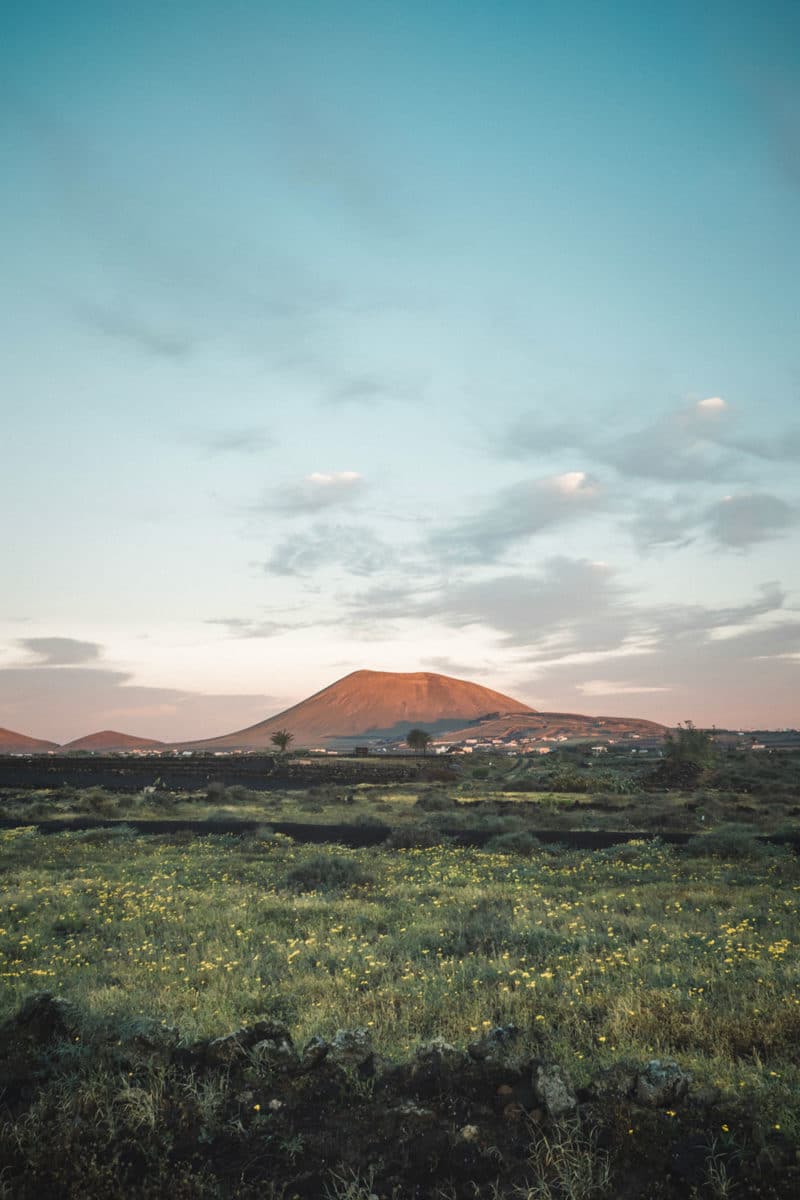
[0,727,59,754]
[61,730,166,752]
[179,670,537,749]
[435,709,666,743]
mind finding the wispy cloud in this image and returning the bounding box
[577,680,672,696]
[76,301,195,359]
[0,664,279,744]
[500,397,800,483]
[205,617,294,639]
[263,523,392,577]
[188,428,276,455]
[705,492,797,548]
[18,637,102,666]
[430,472,605,562]
[256,471,365,516]
[631,491,797,551]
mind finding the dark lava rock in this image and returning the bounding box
[670,1136,718,1187]
[635,1058,692,1108]
[328,1027,375,1073]
[0,992,80,1047]
[531,1061,577,1117]
[300,1034,330,1070]
[582,1061,638,1102]
[467,1024,521,1064]
[202,1019,296,1067]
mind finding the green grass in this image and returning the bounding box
[1,825,798,1140]
[3,776,799,835]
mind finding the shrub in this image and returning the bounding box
[415,792,458,812]
[225,785,254,804]
[550,770,590,793]
[74,824,137,846]
[418,767,457,783]
[685,825,773,860]
[484,830,541,855]
[385,826,454,849]
[75,788,119,817]
[113,793,142,813]
[284,852,375,893]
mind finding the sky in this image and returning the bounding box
[1,0,799,741]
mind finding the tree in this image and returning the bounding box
[663,721,716,768]
[406,728,432,755]
[270,729,294,754]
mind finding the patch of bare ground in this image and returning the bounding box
[1,995,796,1199]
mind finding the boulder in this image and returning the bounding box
[583,1062,638,1102]
[531,1061,577,1118]
[467,1024,520,1064]
[0,992,80,1047]
[413,1037,469,1074]
[635,1059,692,1107]
[329,1027,374,1071]
[204,1020,295,1067]
[300,1034,330,1070]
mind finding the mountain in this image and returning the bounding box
[432,709,666,744]
[178,670,537,749]
[60,730,166,752]
[0,727,59,754]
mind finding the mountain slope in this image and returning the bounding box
[0,727,59,754]
[433,709,666,743]
[60,730,166,752]
[179,670,537,749]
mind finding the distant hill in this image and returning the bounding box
[60,730,166,752]
[0,727,59,754]
[432,709,666,744]
[177,670,537,749]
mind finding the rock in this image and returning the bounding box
[251,1035,297,1072]
[393,1101,436,1120]
[635,1059,692,1108]
[205,1020,295,1067]
[583,1062,638,1102]
[414,1037,469,1073]
[329,1027,374,1071]
[467,1024,520,1064]
[127,1022,180,1061]
[300,1035,330,1070]
[1,992,80,1046]
[669,1136,709,1186]
[531,1062,577,1118]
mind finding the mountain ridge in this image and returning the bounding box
[60,730,167,752]
[176,669,538,749]
[0,727,60,754]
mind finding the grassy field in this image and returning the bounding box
[2,761,799,1197]
[2,825,798,1120]
[3,771,800,836]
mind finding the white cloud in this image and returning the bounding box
[550,470,597,495]
[257,470,365,515]
[577,679,672,696]
[306,470,362,486]
[696,396,727,411]
[706,492,796,548]
[431,473,605,561]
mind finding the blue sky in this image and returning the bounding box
[2,1,799,739]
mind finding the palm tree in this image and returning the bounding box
[406,728,432,755]
[270,729,294,754]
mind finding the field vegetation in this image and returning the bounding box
[1,789,798,1196]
